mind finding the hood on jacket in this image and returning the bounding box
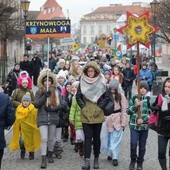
[83,61,100,76]
[37,69,58,88]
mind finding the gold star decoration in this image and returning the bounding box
[117,11,159,49]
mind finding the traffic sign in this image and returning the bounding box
[60,37,75,46]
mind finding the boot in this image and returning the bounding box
[129,160,136,170]
[82,158,90,170]
[159,159,167,170]
[137,162,143,170]
[48,151,54,163]
[79,142,84,157]
[41,156,47,169]
[112,159,118,166]
[20,150,25,159]
[74,142,79,153]
[93,157,99,169]
[29,152,34,160]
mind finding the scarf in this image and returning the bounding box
[161,95,170,111]
[80,73,106,103]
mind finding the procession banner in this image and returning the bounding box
[25,19,71,38]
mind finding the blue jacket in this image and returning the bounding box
[140,68,153,85]
[0,93,15,149]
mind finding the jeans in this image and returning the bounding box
[158,135,170,159]
[0,149,4,169]
[83,123,102,159]
[39,124,56,155]
[130,129,148,163]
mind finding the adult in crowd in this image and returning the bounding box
[6,63,21,96]
[76,61,106,170]
[122,62,135,100]
[20,54,33,78]
[34,70,67,169]
[0,92,15,169]
[32,52,43,86]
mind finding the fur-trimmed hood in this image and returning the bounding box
[37,69,58,87]
[83,61,100,76]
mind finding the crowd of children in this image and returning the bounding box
[1,50,170,170]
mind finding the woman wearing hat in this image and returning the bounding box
[76,61,107,169]
[34,70,67,169]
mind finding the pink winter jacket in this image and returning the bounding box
[105,93,128,132]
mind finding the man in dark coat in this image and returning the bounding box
[32,52,43,86]
[0,92,15,169]
[20,54,33,77]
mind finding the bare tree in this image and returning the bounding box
[151,0,170,43]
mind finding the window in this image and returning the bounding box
[83,37,87,44]
[99,25,102,34]
[107,25,111,32]
[83,26,87,34]
[91,37,95,43]
[91,25,94,34]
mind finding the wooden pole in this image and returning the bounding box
[136,42,141,121]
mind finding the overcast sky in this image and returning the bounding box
[29,0,153,23]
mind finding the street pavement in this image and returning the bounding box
[2,61,169,170]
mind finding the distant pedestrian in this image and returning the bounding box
[32,52,43,86]
[0,92,15,169]
[6,63,21,96]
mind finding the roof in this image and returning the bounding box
[85,5,150,16]
[27,11,39,20]
[37,0,65,20]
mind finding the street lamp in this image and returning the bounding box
[150,0,160,63]
[21,0,30,54]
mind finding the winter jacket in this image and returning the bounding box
[152,94,170,137]
[122,68,135,86]
[127,94,154,130]
[105,93,128,132]
[140,68,153,85]
[69,96,82,130]
[20,60,34,77]
[0,93,15,150]
[76,85,105,124]
[11,87,34,109]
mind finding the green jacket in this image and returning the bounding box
[127,94,154,130]
[81,97,104,124]
[11,87,34,109]
[69,96,82,130]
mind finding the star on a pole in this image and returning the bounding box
[117,11,159,49]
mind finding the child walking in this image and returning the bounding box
[9,92,40,160]
[69,81,84,157]
[127,80,153,170]
[100,79,128,166]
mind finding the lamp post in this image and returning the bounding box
[150,0,160,63]
[21,0,30,54]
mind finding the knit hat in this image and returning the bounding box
[109,79,119,90]
[58,58,65,65]
[22,92,31,102]
[72,81,79,88]
[104,70,111,75]
[140,80,149,91]
[57,70,66,79]
[22,78,28,84]
[142,62,147,67]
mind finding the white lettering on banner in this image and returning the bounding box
[60,37,75,46]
